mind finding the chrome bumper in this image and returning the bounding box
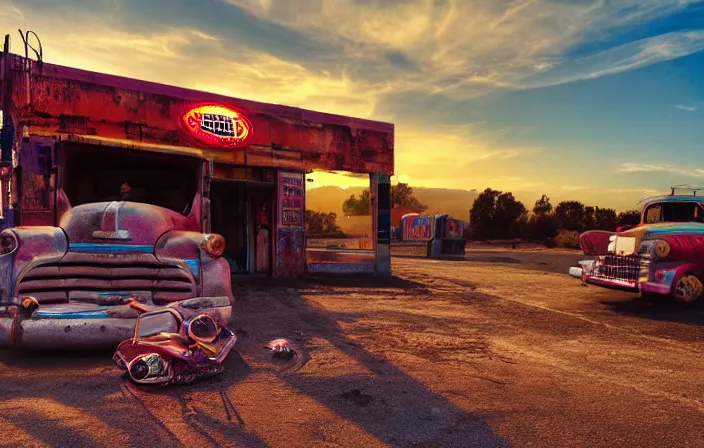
[0,314,136,349]
[568,258,640,291]
[0,297,233,350]
[569,259,672,295]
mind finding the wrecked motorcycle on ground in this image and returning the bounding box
[114,296,237,386]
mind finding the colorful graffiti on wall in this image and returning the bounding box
[444,217,464,239]
[396,213,465,242]
[401,213,434,241]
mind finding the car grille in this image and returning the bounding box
[591,254,641,283]
[16,256,197,305]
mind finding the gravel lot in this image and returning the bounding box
[1,247,703,448]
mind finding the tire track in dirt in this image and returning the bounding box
[391,256,704,417]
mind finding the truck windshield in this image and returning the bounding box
[644,202,704,223]
[62,144,200,215]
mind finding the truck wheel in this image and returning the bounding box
[672,274,704,305]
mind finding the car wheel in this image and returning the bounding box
[672,274,704,305]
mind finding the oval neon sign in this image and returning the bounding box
[180,104,253,148]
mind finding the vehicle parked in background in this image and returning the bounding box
[569,186,704,304]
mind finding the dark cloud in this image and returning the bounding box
[385,51,418,70]
[18,0,335,65]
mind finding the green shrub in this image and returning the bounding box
[555,229,581,249]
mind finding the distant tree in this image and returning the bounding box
[342,190,371,216]
[617,209,641,227]
[533,194,553,215]
[555,200,587,232]
[305,210,345,236]
[529,213,559,241]
[469,188,527,239]
[391,183,428,213]
[495,192,527,237]
[510,214,530,239]
[593,207,618,231]
[341,183,427,216]
[583,206,596,230]
[469,188,500,239]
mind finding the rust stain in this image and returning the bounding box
[6,53,394,175]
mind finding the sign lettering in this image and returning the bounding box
[180,104,253,148]
[278,172,304,228]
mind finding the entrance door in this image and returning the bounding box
[210,180,248,274]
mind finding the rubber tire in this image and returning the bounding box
[671,274,704,306]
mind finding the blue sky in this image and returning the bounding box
[2,0,704,210]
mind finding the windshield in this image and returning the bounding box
[643,202,704,224]
[62,144,199,215]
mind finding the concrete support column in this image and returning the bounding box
[371,173,391,275]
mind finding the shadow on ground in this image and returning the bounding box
[600,296,704,327]
[230,277,509,447]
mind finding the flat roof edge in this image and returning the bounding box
[8,53,394,134]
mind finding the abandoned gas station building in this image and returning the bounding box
[0,45,394,277]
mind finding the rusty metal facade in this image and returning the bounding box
[1,53,394,175]
[0,50,395,280]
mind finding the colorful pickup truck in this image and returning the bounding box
[0,195,234,349]
[569,187,704,304]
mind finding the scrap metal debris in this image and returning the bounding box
[114,296,237,386]
[265,338,296,361]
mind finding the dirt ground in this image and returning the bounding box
[1,248,704,447]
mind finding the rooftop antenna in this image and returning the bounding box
[17,29,43,73]
[670,185,704,197]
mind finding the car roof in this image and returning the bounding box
[641,195,704,208]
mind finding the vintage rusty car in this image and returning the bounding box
[0,194,234,349]
[569,187,704,304]
[114,296,236,385]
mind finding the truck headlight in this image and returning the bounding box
[201,234,226,258]
[0,230,18,255]
[654,240,670,259]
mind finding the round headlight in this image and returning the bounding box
[128,353,168,382]
[201,233,226,258]
[654,240,671,258]
[185,314,219,344]
[0,231,18,255]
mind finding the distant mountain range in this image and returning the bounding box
[306,185,479,222]
[306,185,645,232]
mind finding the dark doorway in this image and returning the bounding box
[210,180,248,274]
[250,185,274,274]
[59,143,200,216]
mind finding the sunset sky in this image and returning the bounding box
[2,0,703,211]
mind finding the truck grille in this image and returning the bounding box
[592,254,641,283]
[16,257,197,305]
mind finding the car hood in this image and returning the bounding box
[59,201,198,246]
[580,222,704,255]
[621,222,704,238]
